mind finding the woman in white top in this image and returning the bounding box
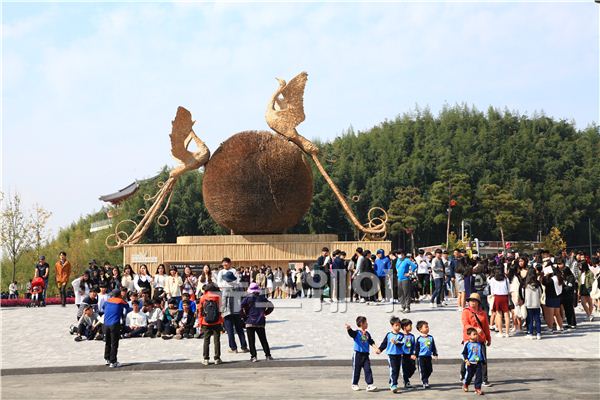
[8,281,18,299]
[181,265,198,300]
[508,259,528,334]
[196,265,213,297]
[8,281,17,299]
[134,264,154,294]
[153,264,167,300]
[164,265,183,302]
[489,268,511,337]
[273,268,283,299]
[71,271,92,309]
[266,267,274,298]
[121,264,137,294]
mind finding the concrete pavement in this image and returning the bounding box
[2,361,599,399]
[2,298,599,370]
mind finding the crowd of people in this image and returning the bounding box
[69,257,275,367]
[343,244,600,394]
[310,246,600,331]
[9,245,598,378]
[339,246,600,394]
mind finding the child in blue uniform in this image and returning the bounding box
[414,320,438,389]
[375,316,404,393]
[345,316,378,392]
[462,327,486,395]
[400,318,417,388]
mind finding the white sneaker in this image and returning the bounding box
[589,315,594,322]
[109,362,121,368]
[359,298,366,303]
[496,332,504,338]
[366,385,377,392]
[351,385,360,391]
[503,333,509,338]
[536,333,542,340]
[430,303,435,308]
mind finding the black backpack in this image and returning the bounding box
[202,299,220,323]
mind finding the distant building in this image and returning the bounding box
[98,181,141,205]
[419,240,543,256]
[93,175,159,233]
[123,234,391,272]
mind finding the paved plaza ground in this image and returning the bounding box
[2,361,599,399]
[1,298,599,399]
[2,298,598,370]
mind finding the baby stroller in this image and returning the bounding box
[27,277,45,307]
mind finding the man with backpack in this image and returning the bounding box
[221,271,249,353]
[198,283,224,365]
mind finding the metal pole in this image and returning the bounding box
[589,217,593,256]
[446,208,451,249]
[461,220,465,242]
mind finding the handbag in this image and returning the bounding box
[515,304,527,319]
[482,282,490,296]
[590,278,600,300]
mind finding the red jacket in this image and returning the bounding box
[198,291,224,326]
[461,306,491,345]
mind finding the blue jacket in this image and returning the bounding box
[378,331,404,355]
[347,328,375,353]
[462,341,485,364]
[400,332,416,355]
[415,334,438,357]
[374,256,391,277]
[396,258,417,282]
[448,258,457,278]
[103,296,130,327]
[178,299,197,313]
[332,256,346,270]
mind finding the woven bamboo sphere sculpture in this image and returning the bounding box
[202,130,313,234]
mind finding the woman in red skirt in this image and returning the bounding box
[489,268,510,337]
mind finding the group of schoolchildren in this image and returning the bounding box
[346,316,485,395]
[70,266,275,368]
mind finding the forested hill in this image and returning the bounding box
[13,105,598,286]
[304,105,599,248]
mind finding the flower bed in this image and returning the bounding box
[0,297,75,307]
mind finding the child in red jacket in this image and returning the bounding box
[198,283,224,365]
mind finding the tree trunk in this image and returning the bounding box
[500,226,505,254]
[12,259,16,283]
[411,232,415,254]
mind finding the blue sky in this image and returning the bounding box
[2,1,598,237]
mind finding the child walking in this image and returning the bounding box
[345,316,378,392]
[376,316,404,393]
[198,283,224,365]
[400,318,417,389]
[462,327,486,395]
[414,320,438,389]
[524,269,542,340]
